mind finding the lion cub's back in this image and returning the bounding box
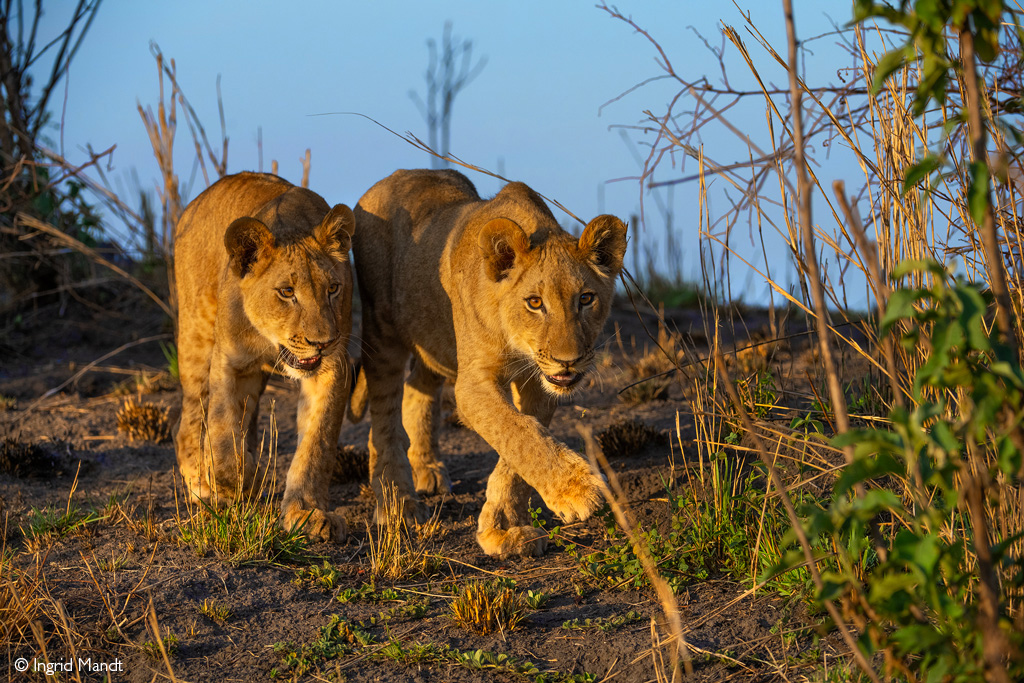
[175,173,293,250]
[353,167,479,288]
[175,173,295,300]
[356,169,478,231]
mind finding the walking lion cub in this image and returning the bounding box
[350,169,626,557]
[174,172,355,542]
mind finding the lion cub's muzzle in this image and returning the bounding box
[279,346,324,372]
[544,371,582,389]
[278,335,343,373]
[539,353,592,394]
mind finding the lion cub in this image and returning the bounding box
[350,169,626,557]
[174,172,355,542]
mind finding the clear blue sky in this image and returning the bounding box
[35,0,862,297]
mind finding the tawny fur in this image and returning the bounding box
[174,172,355,542]
[351,169,627,558]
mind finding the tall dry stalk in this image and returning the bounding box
[137,48,182,310]
[577,424,692,681]
[137,43,230,319]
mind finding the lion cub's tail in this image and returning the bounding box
[346,359,368,423]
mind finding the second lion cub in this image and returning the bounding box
[350,169,626,557]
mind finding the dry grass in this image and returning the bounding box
[116,396,171,443]
[596,418,666,459]
[367,483,439,580]
[617,314,682,405]
[449,580,527,635]
[595,2,1024,679]
[0,544,47,649]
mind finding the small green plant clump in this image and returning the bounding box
[525,589,549,609]
[273,616,373,679]
[537,454,815,596]
[449,579,527,635]
[272,614,596,682]
[22,503,103,545]
[335,582,403,604]
[293,561,341,590]
[562,610,642,632]
[197,598,232,623]
[177,499,312,567]
[141,632,179,659]
[160,341,179,380]
[359,599,430,628]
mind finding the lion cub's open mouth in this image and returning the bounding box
[544,372,582,389]
[279,347,323,372]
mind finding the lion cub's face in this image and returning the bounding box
[479,215,627,396]
[225,203,355,379]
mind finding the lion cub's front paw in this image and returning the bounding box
[477,525,549,558]
[185,477,246,510]
[282,505,348,542]
[541,455,604,524]
[412,460,452,496]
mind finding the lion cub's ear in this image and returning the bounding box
[225,217,275,277]
[578,215,627,277]
[315,204,356,257]
[478,217,530,282]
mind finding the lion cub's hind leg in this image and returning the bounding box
[175,315,224,505]
[363,339,427,525]
[402,360,451,495]
[476,458,548,558]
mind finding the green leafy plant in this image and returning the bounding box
[336,582,403,604]
[22,503,103,546]
[273,614,596,682]
[358,599,430,628]
[525,589,549,609]
[562,610,642,632]
[293,561,341,590]
[141,632,179,659]
[790,260,1024,682]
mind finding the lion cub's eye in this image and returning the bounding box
[277,287,295,299]
[526,296,544,311]
[327,283,340,295]
[579,293,595,307]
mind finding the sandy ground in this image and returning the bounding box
[0,292,845,682]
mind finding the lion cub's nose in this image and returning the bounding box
[306,337,334,350]
[551,354,584,367]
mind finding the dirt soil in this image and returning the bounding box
[0,292,850,683]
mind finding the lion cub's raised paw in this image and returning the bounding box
[282,505,348,543]
[477,525,548,558]
[539,456,604,524]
